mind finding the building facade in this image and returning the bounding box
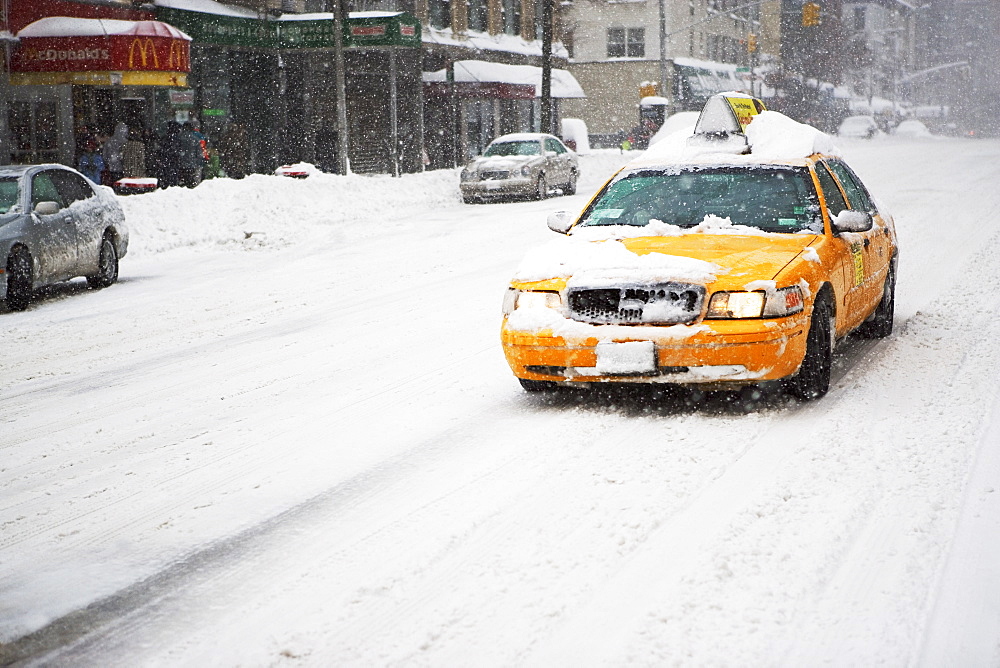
[2,0,581,175]
[561,0,781,142]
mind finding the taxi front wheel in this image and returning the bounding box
[786,296,834,400]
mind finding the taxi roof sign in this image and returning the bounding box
[689,92,767,153]
[694,92,766,134]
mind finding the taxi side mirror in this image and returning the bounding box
[547,210,575,234]
[832,209,873,233]
[34,201,60,216]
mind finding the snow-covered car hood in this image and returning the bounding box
[468,155,540,172]
[512,228,818,291]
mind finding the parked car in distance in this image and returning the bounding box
[892,119,932,138]
[460,133,579,204]
[837,115,880,139]
[1,164,128,311]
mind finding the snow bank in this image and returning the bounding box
[117,150,633,259]
[118,168,460,257]
[561,118,591,154]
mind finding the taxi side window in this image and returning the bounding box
[827,160,875,212]
[814,163,848,218]
[31,173,65,210]
[49,170,95,206]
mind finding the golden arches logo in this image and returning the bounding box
[167,39,189,71]
[128,38,159,69]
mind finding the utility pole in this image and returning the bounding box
[658,0,667,98]
[331,0,350,174]
[540,0,553,134]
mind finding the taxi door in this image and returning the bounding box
[813,162,872,333]
[824,160,892,320]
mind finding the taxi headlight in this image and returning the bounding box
[706,287,804,319]
[706,291,766,319]
[503,289,561,315]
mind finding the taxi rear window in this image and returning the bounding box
[579,166,821,233]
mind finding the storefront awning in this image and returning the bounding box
[154,2,420,50]
[423,60,586,99]
[11,17,191,87]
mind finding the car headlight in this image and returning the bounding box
[706,287,804,319]
[707,291,765,318]
[520,164,533,177]
[461,168,476,182]
[503,288,561,315]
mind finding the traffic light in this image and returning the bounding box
[747,33,757,52]
[802,2,821,27]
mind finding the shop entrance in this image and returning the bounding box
[7,100,59,164]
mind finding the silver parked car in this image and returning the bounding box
[460,133,579,204]
[1,164,128,311]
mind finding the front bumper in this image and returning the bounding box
[461,177,535,199]
[501,313,809,388]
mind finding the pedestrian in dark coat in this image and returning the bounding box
[218,123,251,179]
[77,139,105,184]
[158,122,182,188]
[177,122,206,188]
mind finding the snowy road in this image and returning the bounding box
[2,138,999,666]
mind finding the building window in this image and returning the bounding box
[429,0,451,29]
[853,6,866,33]
[607,27,644,58]
[503,0,520,35]
[468,0,487,32]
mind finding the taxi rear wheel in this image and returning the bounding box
[856,260,895,339]
[786,296,833,400]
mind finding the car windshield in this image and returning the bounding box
[0,177,19,214]
[484,140,540,157]
[578,166,822,233]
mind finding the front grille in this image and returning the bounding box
[480,170,510,180]
[567,283,705,325]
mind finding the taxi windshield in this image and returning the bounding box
[579,166,822,233]
[0,177,19,214]
[483,140,540,157]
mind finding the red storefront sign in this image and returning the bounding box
[350,25,386,37]
[15,35,190,73]
[11,18,191,87]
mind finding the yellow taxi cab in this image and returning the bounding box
[500,93,898,400]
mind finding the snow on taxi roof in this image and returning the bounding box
[634,102,841,168]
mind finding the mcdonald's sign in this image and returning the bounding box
[128,37,160,69]
[11,18,191,83]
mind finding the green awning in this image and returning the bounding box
[154,7,420,49]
